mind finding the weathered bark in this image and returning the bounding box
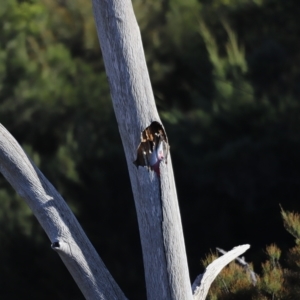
[91,0,192,299]
[0,124,127,300]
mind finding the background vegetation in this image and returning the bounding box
[1,0,300,298]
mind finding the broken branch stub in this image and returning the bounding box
[216,247,257,286]
[192,244,250,300]
[134,121,169,175]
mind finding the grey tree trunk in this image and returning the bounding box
[0,1,252,299]
[0,125,127,300]
[91,0,192,299]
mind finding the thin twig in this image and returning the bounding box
[216,247,257,286]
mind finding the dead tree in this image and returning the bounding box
[0,0,250,299]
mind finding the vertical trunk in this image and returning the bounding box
[92,0,192,299]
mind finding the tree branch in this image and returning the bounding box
[192,244,250,300]
[0,124,127,300]
[216,246,257,285]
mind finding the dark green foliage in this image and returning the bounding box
[1,0,300,299]
[203,212,300,300]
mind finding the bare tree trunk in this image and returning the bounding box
[0,1,252,299]
[91,0,192,299]
[0,125,127,300]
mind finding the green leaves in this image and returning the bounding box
[281,209,300,241]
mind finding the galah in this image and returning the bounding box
[134,121,169,176]
[147,134,167,176]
